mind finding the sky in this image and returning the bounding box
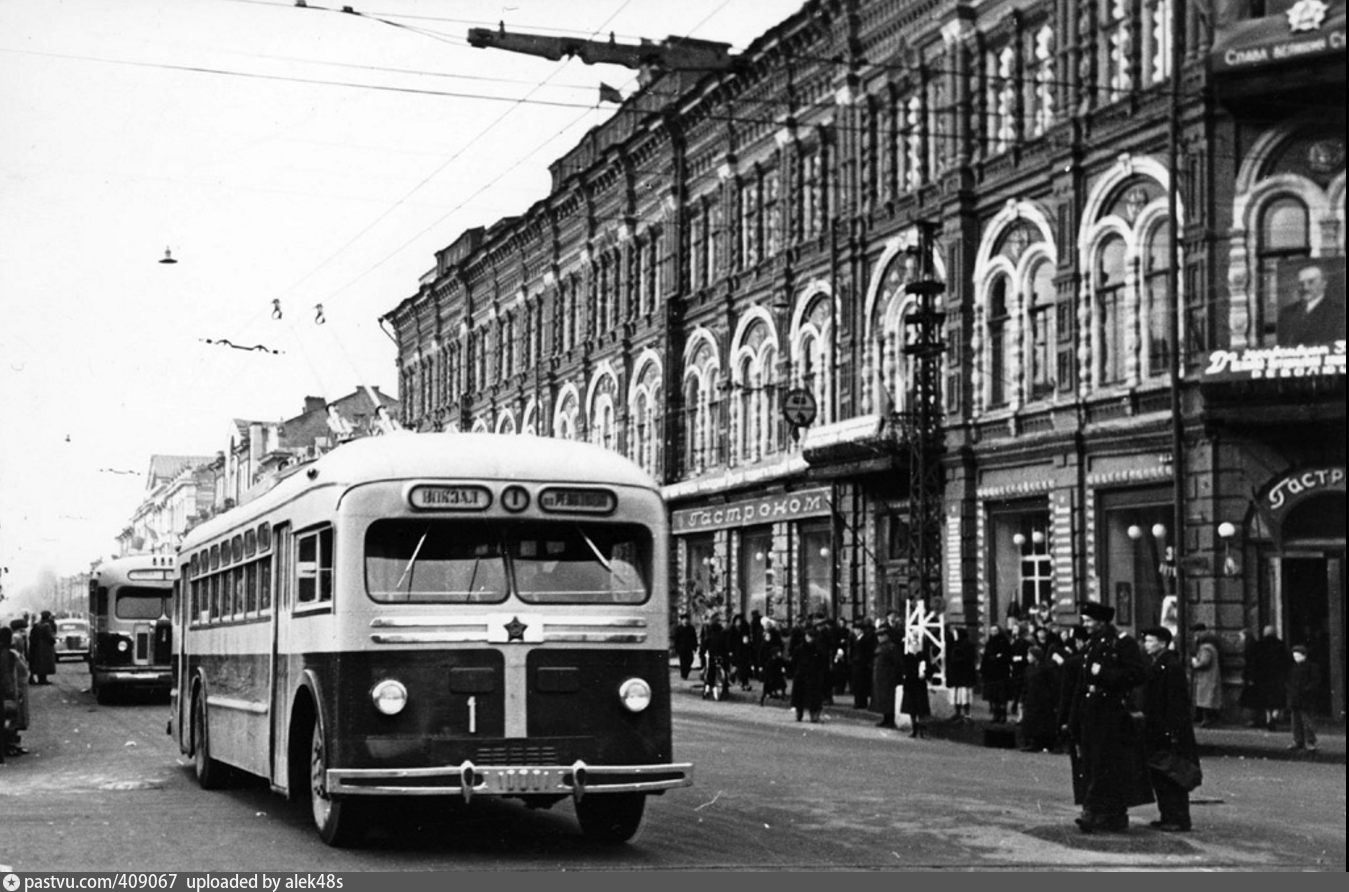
[0,0,805,605]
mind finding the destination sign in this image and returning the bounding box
[538,487,617,515]
[408,485,492,511]
[128,569,173,581]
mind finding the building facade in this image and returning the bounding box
[384,0,1345,717]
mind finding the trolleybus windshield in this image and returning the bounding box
[364,519,650,604]
[115,588,171,620]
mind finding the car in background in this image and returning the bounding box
[54,617,91,662]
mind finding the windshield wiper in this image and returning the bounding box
[392,527,429,595]
[577,527,632,588]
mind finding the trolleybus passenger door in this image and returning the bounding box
[269,522,293,790]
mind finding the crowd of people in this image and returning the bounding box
[2,610,58,760]
[672,601,1326,834]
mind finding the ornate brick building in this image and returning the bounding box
[384,0,1345,717]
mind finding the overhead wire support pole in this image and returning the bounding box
[1167,0,1188,665]
[903,221,946,616]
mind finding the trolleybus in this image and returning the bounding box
[88,554,175,704]
[170,432,691,847]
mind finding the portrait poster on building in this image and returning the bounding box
[1275,256,1346,348]
[1202,256,1346,381]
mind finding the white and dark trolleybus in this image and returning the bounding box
[170,432,691,846]
[88,554,175,704]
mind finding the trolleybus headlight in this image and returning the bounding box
[370,679,408,716]
[116,640,129,652]
[618,678,652,713]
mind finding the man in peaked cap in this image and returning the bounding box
[1140,625,1199,832]
[1066,600,1151,833]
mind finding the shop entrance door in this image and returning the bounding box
[1280,554,1343,718]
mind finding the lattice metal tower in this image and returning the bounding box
[902,221,946,614]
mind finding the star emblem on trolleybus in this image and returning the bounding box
[505,616,529,641]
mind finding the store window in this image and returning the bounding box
[740,527,772,620]
[986,504,1053,626]
[685,534,717,618]
[799,523,832,619]
[1097,490,1173,633]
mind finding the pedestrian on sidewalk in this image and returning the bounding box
[981,624,1012,723]
[1067,601,1151,834]
[871,622,901,728]
[900,633,931,738]
[28,611,57,685]
[1019,646,1058,752]
[849,619,876,710]
[673,613,699,681]
[945,627,978,722]
[1251,625,1290,730]
[1190,624,1222,727]
[1,626,31,757]
[1141,626,1199,833]
[790,623,828,723]
[1285,645,1321,753]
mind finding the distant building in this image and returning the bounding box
[119,388,402,553]
[118,454,216,556]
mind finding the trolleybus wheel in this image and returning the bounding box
[310,719,367,847]
[193,692,228,790]
[576,792,646,844]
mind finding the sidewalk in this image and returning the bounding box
[668,664,1345,764]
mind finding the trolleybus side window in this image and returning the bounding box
[296,526,333,606]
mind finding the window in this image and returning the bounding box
[245,561,258,614]
[512,522,651,605]
[1257,196,1310,345]
[988,276,1012,406]
[296,526,334,606]
[1096,234,1128,385]
[1028,261,1056,399]
[116,588,169,621]
[1143,221,1173,377]
[364,520,650,605]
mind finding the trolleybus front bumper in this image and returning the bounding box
[95,668,173,687]
[327,760,693,802]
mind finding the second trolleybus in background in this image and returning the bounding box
[170,432,691,847]
[88,554,175,704]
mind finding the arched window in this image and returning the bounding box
[988,276,1012,406]
[1096,234,1129,385]
[1143,219,1173,377]
[1028,260,1056,399]
[1257,196,1310,345]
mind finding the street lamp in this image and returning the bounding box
[1218,522,1241,577]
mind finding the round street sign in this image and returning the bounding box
[781,387,818,428]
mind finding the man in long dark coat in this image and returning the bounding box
[849,620,876,709]
[1141,626,1199,832]
[1251,625,1290,729]
[28,611,57,685]
[790,624,828,722]
[980,624,1013,723]
[1067,601,1151,833]
[871,623,902,728]
[672,613,699,681]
